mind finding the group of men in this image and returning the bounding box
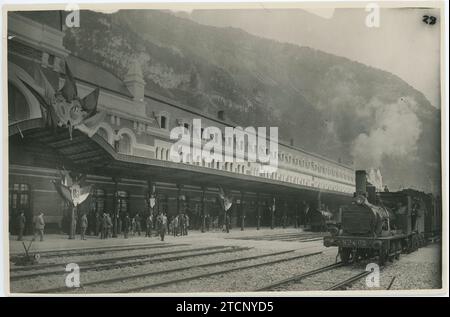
[16,211,45,242]
[169,213,190,237]
[97,211,170,241]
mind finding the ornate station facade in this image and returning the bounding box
[7,11,355,235]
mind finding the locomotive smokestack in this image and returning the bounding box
[367,184,376,204]
[355,170,367,196]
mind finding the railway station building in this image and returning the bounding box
[7,11,355,235]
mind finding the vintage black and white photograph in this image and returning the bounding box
[3,1,446,295]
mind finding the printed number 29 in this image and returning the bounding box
[423,15,437,25]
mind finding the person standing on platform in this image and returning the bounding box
[106,213,113,238]
[101,213,107,239]
[172,215,179,237]
[157,212,168,241]
[80,213,88,240]
[34,212,45,242]
[178,214,183,236]
[95,212,101,237]
[270,198,276,229]
[17,211,26,241]
[123,214,130,239]
[184,213,190,236]
[218,187,233,234]
[131,217,136,236]
[205,213,210,232]
[135,213,142,236]
[145,214,153,237]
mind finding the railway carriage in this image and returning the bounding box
[324,170,440,265]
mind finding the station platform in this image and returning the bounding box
[9,227,327,256]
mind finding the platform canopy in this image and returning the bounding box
[9,120,351,202]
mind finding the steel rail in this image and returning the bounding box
[118,251,323,293]
[11,243,188,259]
[254,262,345,291]
[32,250,297,293]
[228,233,326,240]
[11,245,230,272]
[326,271,372,290]
[10,246,249,280]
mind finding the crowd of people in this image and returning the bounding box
[96,211,172,241]
[14,210,177,242]
[13,200,315,242]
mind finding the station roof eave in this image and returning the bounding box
[10,122,353,200]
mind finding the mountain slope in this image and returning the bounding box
[63,10,441,193]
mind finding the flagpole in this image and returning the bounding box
[69,205,76,239]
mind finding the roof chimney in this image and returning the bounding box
[290,138,294,146]
[217,110,225,121]
[124,59,145,102]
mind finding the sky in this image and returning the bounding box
[187,7,442,108]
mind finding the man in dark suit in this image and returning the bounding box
[17,211,26,241]
[123,214,130,239]
[80,213,88,240]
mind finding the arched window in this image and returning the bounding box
[160,116,167,129]
[117,134,131,154]
[97,128,109,142]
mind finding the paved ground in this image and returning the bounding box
[9,227,327,255]
[351,243,443,292]
[8,228,443,293]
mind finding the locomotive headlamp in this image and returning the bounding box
[355,195,365,205]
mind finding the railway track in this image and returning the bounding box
[256,262,379,291]
[117,250,323,293]
[11,245,230,272]
[255,262,344,291]
[10,242,186,259]
[263,236,325,242]
[228,232,325,240]
[10,246,250,280]
[32,249,297,293]
[326,270,373,290]
[228,233,327,242]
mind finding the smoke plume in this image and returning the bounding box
[351,97,422,169]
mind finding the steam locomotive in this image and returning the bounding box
[324,170,441,265]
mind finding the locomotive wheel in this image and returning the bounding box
[339,247,352,264]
